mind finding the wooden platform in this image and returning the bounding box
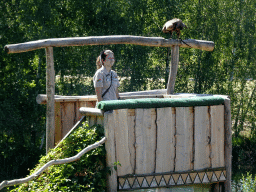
[104,105,226,191]
[101,94,231,192]
[38,92,231,192]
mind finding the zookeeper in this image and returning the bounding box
[93,49,120,102]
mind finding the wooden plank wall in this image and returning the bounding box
[54,100,97,145]
[105,104,225,180]
[156,107,175,173]
[175,107,194,172]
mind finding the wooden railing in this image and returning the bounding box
[5,35,214,153]
[37,89,166,146]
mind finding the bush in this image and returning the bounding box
[9,122,107,192]
[232,173,256,192]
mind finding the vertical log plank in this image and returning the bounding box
[167,45,179,94]
[224,98,232,192]
[155,107,175,173]
[75,101,80,122]
[91,101,97,108]
[194,106,211,170]
[135,108,156,174]
[78,101,89,122]
[212,183,221,192]
[128,109,136,174]
[115,109,134,176]
[210,105,225,168]
[46,47,55,153]
[61,102,75,138]
[175,107,194,172]
[54,102,62,146]
[89,116,96,127]
[96,116,104,126]
[104,111,117,192]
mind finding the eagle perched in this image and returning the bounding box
[162,18,187,38]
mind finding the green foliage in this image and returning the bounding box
[232,173,256,192]
[10,122,107,192]
[113,161,121,171]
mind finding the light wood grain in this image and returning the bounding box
[5,36,214,54]
[46,47,55,153]
[74,101,88,122]
[114,109,134,176]
[89,116,96,127]
[75,101,80,122]
[194,106,211,170]
[54,102,62,146]
[96,116,104,126]
[54,116,85,149]
[36,89,167,104]
[167,45,179,94]
[155,107,175,173]
[175,107,194,172]
[104,111,117,192]
[61,102,75,138]
[135,108,156,174]
[79,107,103,116]
[223,98,232,192]
[127,109,136,174]
[210,105,225,168]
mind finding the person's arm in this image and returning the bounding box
[95,87,103,102]
[113,71,120,100]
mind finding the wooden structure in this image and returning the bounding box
[5,35,232,191]
[36,89,166,145]
[5,35,214,153]
[90,94,231,192]
[38,93,231,192]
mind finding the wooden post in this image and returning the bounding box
[224,98,232,192]
[104,111,118,192]
[46,47,55,153]
[167,45,179,94]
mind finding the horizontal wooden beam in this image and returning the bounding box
[5,36,214,54]
[37,92,230,105]
[36,89,167,104]
[120,94,163,100]
[79,107,104,116]
[36,94,97,104]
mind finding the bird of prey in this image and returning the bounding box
[162,18,187,39]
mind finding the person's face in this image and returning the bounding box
[103,53,115,68]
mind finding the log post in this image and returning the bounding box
[224,98,232,192]
[46,47,55,153]
[167,45,179,94]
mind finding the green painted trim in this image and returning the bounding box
[97,96,225,111]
